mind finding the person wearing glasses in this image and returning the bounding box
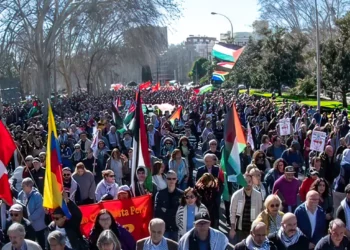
[62,167,81,205]
[254,194,284,235]
[176,187,208,240]
[3,204,35,243]
[95,170,119,201]
[47,193,85,250]
[203,139,221,160]
[154,170,184,242]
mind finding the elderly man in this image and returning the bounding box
[2,223,41,250]
[136,218,178,250]
[48,230,73,250]
[235,221,277,250]
[30,157,45,194]
[107,125,120,149]
[320,145,337,185]
[196,153,221,181]
[315,219,350,249]
[3,204,35,243]
[295,190,326,248]
[18,178,46,249]
[230,173,263,243]
[178,212,228,250]
[268,213,309,250]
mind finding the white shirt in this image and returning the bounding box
[55,226,72,248]
[306,207,318,236]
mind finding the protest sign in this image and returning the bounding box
[279,118,291,136]
[310,130,327,152]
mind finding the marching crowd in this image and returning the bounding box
[1,87,350,250]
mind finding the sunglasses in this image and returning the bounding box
[10,213,19,217]
[108,175,115,178]
[63,174,71,177]
[167,178,176,180]
[185,195,195,199]
[270,203,280,208]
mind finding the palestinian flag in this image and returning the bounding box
[217,62,235,70]
[111,101,126,134]
[196,84,214,95]
[169,106,182,125]
[130,91,152,194]
[123,102,136,126]
[220,103,247,201]
[212,42,245,63]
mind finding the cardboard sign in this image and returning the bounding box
[279,118,291,136]
[310,130,326,152]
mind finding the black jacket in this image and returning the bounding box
[268,232,309,250]
[234,239,278,250]
[315,235,350,250]
[47,201,83,250]
[154,188,183,232]
[4,218,36,243]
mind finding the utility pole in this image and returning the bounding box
[315,0,321,111]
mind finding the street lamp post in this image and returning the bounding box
[315,0,321,111]
[211,12,234,41]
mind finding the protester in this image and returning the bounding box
[96,230,121,250]
[136,218,178,250]
[264,158,287,194]
[2,223,41,250]
[176,187,208,239]
[95,169,119,201]
[154,170,183,241]
[47,230,73,250]
[72,162,96,204]
[88,209,136,250]
[336,184,350,238]
[234,221,278,250]
[152,161,167,191]
[62,167,81,204]
[268,213,309,249]
[315,219,350,250]
[178,211,228,250]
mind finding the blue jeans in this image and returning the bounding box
[164,231,178,241]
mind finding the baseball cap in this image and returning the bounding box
[9,204,23,212]
[194,212,211,224]
[118,185,130,194]
[285,166,295,173]
[32,158,40,163]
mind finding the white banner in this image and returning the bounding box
[279,118,291,136]
[310,130,327,152]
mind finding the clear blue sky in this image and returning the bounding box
[168,0,260,45]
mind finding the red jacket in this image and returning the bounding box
[299,177,316,202]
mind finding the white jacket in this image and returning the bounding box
[230,188,263,231]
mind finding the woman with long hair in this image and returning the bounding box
[89,209,135,250]
[176,187,208,240]
[95,170,119,201]
[72,162,96,205]
[152,161,167,191]
[97,230,121,250]
[254,194,284,234]
[106,148,123,185]
[240,143,254,174]
[195,173,220,228]
[259,135,271,153]
[264,158,287,194]
[252,150,271,179]
[169,149,189,190]
[178,136,196,186]
[96,140,110,183]
[310,178,333,226]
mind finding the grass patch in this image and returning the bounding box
[239,89,343,110]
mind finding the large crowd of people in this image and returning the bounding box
[1,87,350,249]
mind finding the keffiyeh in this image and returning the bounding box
[277,227,302,248]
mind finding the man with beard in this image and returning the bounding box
[62,167,81,204]
[235,221,277,250]
[268,213,309,250]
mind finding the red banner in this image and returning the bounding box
[139,81,151,90]
[79,195,152,241]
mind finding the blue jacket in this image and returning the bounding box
[18,188,46,231]
[294,203,326,244]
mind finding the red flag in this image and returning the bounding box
[0,121,15,205]
[193,88,200,95]
[139,81,151,91]
[151,82,160,92]
[117,97,122,107]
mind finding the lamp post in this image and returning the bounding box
[315,0,321,111]
[211,12,234,41]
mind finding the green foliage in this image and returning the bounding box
[230,27,307,95]
[189,58,209,82]
[321,12,350,107]
[295,76,316,97]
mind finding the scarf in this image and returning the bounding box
[268,213,282,234]
[143,236,168,250]
[277,227,302,248]
[245,235,270,250]
[103,180,114,195]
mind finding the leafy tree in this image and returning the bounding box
[295,76,316,97]
[188,58,209,82]
[321,12,350,107]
